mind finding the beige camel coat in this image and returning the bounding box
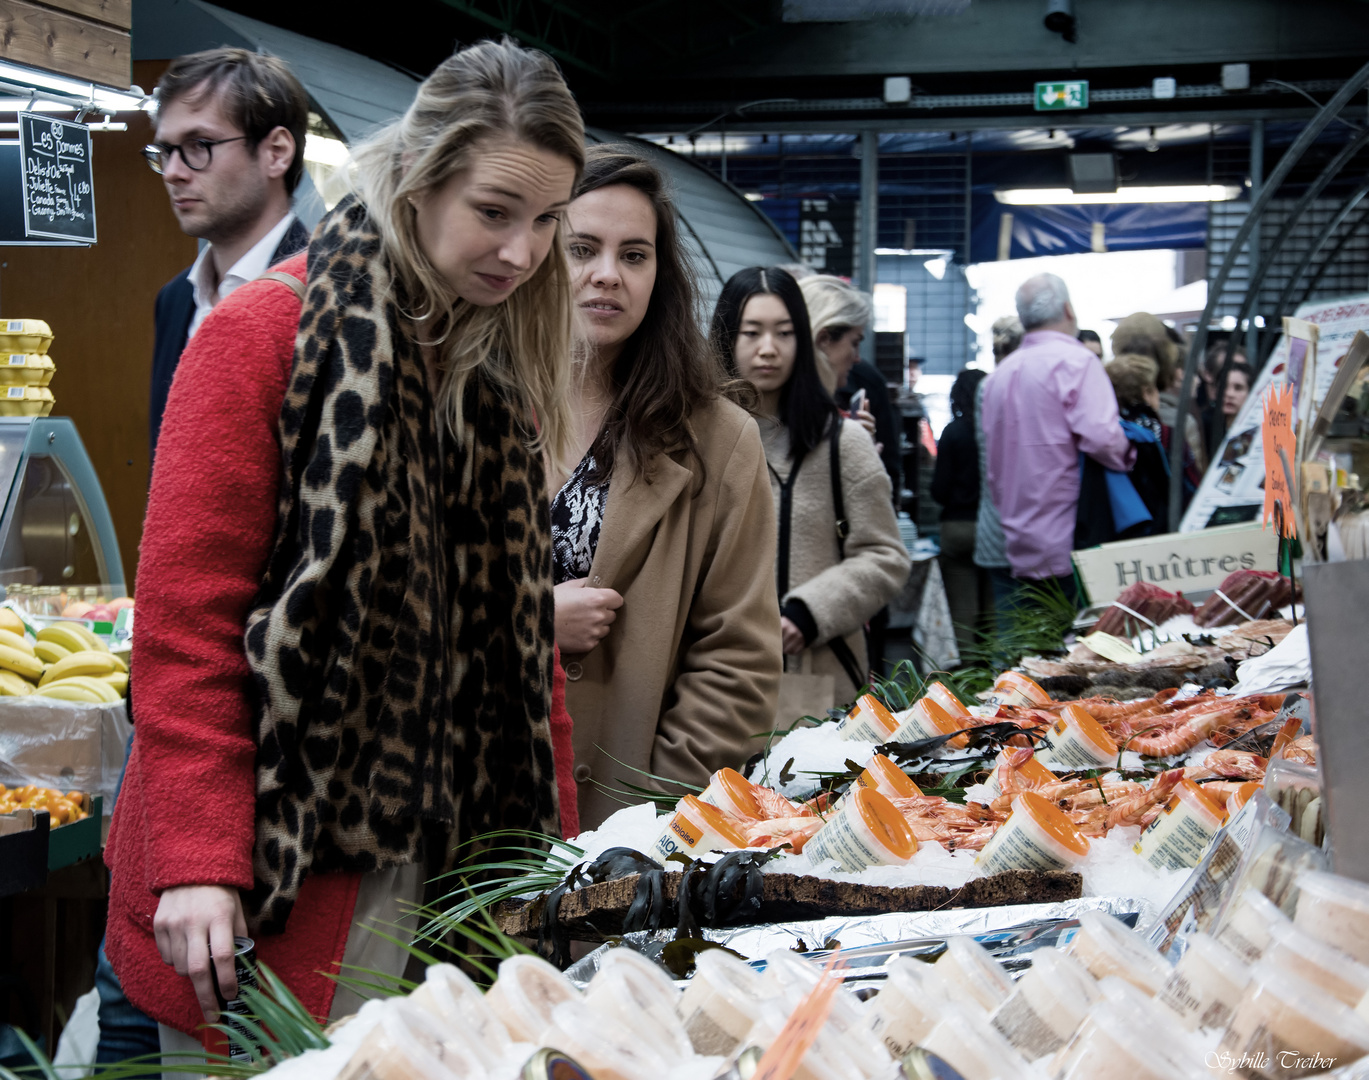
[762,417,911,709]
[564,397,782,830]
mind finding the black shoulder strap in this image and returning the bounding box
[830,415,849,558]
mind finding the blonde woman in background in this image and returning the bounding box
[107,39,584,1051]
[797,273,901,505]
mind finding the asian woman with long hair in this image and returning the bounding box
[712,266,909,712]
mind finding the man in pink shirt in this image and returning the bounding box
[982,273,1134,608]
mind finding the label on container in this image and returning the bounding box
[805,805,888,872]
[682,1007,742,1057]
[6,321,22,333]
[838,711,891,742]
[976,815,1072,874]
[1134,797,1220,870]
[1040,719,1113,769]
[991,993,1068,1059]
[651,810,704,864]
[6,387,24,398]
[8,354,25,365]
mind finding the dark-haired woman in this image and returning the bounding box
[932,368,991,659]
[713,267,909,711]
[553,146,781,830]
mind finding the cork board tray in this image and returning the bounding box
[495,868,1082,938]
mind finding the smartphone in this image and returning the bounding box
[849,388,867,414]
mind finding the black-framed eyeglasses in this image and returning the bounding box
[142,136,249,175]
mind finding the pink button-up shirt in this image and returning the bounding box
[982,330,1135,579]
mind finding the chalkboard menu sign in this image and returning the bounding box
[19,113,97,244]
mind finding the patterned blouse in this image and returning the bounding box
[551,449,609,585]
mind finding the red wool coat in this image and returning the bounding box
[105,253,578,1035]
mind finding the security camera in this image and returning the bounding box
[1045,0,1077,43]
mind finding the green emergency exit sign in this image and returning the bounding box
[1035,80,1088,110]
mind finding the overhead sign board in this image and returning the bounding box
[798,198,854,277]
[19,114,96,244]
[1072,522,1279,605]
[1035,80,1088,111]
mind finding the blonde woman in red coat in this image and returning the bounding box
[105,40,583,1054]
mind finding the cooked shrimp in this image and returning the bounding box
[1074,769,1183,835]
[754,785,809,819]
[1126,699,1266,757]
[743,816,823,853]
[1200,749,1268,780]
[1281,734,1317,765]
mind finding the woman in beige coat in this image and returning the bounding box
[713,266,910,713]
[552,147,781,831]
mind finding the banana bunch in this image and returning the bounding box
[0,621,127,702]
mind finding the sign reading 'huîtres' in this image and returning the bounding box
[1072,522,1279,605]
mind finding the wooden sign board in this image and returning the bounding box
[19,113,95,243]
[1072,522,1279,605]
[0,0,130,89]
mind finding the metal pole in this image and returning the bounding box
[859,129,879,367]
[720,120,727,184]
[963,131,973,266]
[1246,119,1264,363]
[1168,59,1369,531]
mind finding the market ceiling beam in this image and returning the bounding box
[434,0,615,79]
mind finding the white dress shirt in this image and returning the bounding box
[186,212,297,340]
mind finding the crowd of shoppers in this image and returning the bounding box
[101,34,1239,1057]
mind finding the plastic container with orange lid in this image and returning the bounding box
[982,747,1057,799]
[1036,704,1118,770]
[984,671,1051,708]
[923,680,971,716]
[975,792,1089,875]
[1224,780,1262,818]
[1133,780,1226,871]
[851,754,922,801]
[891,697,967,748]
[835,694,899,742]
[697,767,763,821]
[803,786,917,872]
[649,794,748,865]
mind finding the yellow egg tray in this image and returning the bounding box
[0,386,54,416]
[0,355,55,387]
[0,320,52,355]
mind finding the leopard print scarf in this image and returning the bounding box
[243,196,560,934]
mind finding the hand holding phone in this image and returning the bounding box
[849,388,867,414]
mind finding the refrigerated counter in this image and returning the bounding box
[0,417,125,596]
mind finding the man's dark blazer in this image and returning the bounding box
[149,216,310,460]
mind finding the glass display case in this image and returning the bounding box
[0,417,125,597]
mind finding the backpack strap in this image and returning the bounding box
[256,270,305,300]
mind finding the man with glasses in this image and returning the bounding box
[146,47,310,460]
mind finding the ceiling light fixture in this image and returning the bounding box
[0,59,147,113]
[994,185,1242,205]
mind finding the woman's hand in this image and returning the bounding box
[554,578,625,654]
[154,885,248,1021]
[780,616,807,655]
[853,406,877,438]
